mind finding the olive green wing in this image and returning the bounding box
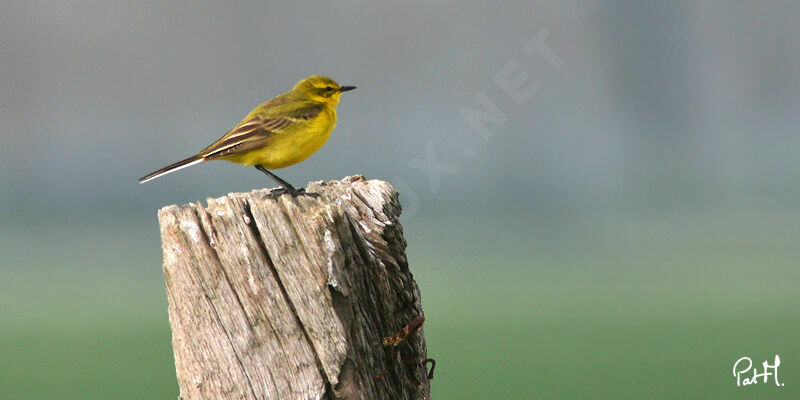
[199,102,324,160]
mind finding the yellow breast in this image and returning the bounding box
[226,107,336,169]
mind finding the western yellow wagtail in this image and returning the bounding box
[139,75,356,195]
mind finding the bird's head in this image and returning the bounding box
[293,75,356,106]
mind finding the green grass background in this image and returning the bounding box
[2,210,798,399]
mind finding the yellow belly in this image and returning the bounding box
[224,108,335,169]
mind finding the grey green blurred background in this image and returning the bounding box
[2,1,799,399]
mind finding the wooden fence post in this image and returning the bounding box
[157,176,430,400]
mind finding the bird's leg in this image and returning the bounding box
[254,165,303,194]
[253,166,324,201]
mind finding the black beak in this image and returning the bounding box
[339,86,357,92]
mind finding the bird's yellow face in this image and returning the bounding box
[293,75,356,106]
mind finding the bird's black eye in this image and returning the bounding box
[324,86,333,91]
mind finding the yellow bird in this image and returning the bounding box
[139,75,356,194]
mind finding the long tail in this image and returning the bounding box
[138,155,205,184]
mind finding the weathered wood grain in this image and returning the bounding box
[158,176,429,400]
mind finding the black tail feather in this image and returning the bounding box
[138,155,204,183]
